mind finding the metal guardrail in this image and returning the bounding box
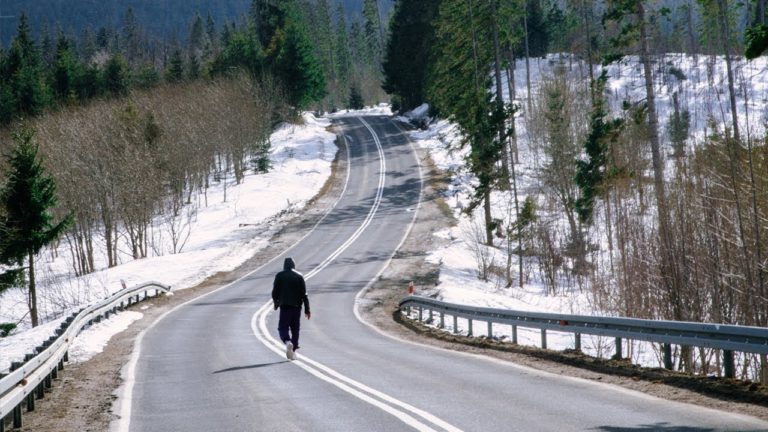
[399,296,768,378]
[0,281,170,431]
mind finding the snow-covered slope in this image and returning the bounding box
[405,53,768,369]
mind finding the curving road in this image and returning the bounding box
[115,116,768,432]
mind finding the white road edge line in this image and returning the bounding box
[252,117,462,432]
[110,124,355,432]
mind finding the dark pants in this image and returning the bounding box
[278,306,302,349]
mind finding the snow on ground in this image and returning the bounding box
[0,113,337,373]
[67,311,143,363]
[403,54,768,369]
[329,103,393,118]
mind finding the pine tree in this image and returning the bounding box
[315,0,337,82]
[335,4,352,84]
[205,13,217,58]
[4,14,51,119]
[574,71,624,224]
[250,0,285,48]
[382,0,440,111]
[96,26,111,50]
[189,13,206,60]
[166,49,185,82]
[275,3,326,108]
[429,0,502,244]
[362,0,384,67]
[0,128,72,327]
[104,54,129,96]
[349,85,364,109]
[79,27,97,62]
[52,33,78,101]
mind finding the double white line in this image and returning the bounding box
[304,118,386,280]
[252,117,461,432]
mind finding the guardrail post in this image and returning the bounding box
[487,321,493,339]
[45,374,52,389]
[63,351,69,362]
[468,319,473,336]
[613,338,623,360]
[12,404,21,428]
[58,359,64,371]
[36,382,44,399]
[575,333,581,351]
[51,365,58,380]
[723,350,735,378]
[663,344,673,370]
[541,329,547,350]
[1,413,5,432]
[428,309,433,324]
[439,312,445,329]
[418,306,423,322]
[453,315,458,334]
[26,392,35,411]
[512,325,518,344]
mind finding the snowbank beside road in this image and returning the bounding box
[0,113,337,373]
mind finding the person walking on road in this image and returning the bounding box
[272,257,311,360]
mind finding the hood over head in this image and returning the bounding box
[283,257,296,271]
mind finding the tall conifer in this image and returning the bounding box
[0,128,72,327]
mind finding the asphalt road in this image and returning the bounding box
[119,116,768,432]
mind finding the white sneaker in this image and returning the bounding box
[285,341,295,360]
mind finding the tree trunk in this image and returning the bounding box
[29,250,38,327]
[717,0,741,144]
[741,77,766,329]
[687,0,699,55]
[505,52,519,163]
[581,0,595,100]
[492,1,522,284]
[638,2,684,321]
[484,192,493,246]
[523,6,532,112]
[755,0,766,25]
[491,0,510,181]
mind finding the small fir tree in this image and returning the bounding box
[349,85,364,109]
[166,49,185,83]
[0,128,72,327]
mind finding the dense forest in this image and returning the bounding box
[384,0,768,381]
[0,0,392,127]
[0,0,394,47]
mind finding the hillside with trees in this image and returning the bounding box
[384,0,768,381]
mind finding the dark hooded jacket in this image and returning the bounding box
[272,257,310,312]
